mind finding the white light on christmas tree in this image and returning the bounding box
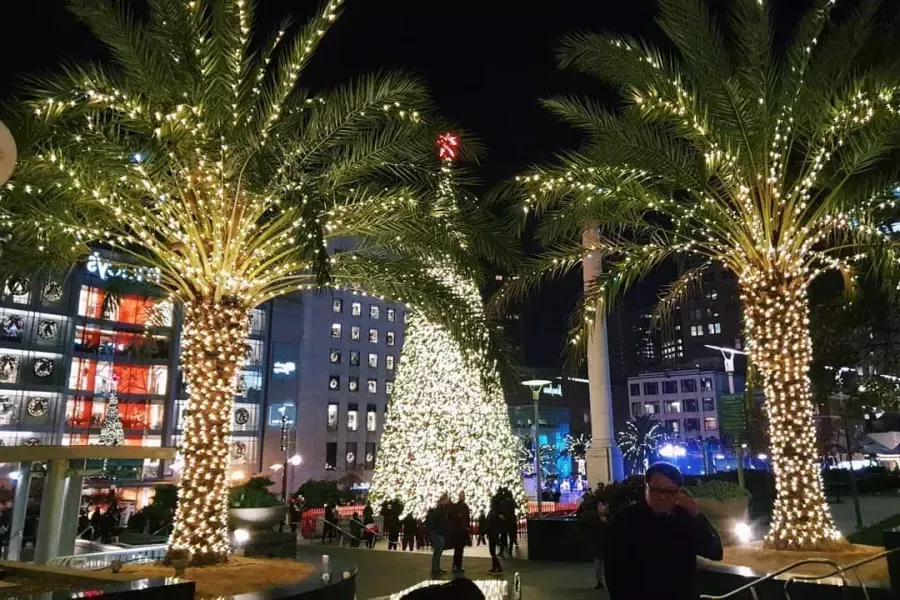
[98,375,125,446]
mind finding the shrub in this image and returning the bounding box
[592,476,646,517]
[688,480,750,501]
[127,484,177,533]
[295,479,355,509]
[229,476,282,508]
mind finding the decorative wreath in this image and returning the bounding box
[42,281,63,302]
[5,316,24,339]
[7,277,29,296]
[26,397,48,417]
[232,441,246,460]
[23,438,40,447]
[0,397,12,415]
[235,407,250,425]
[365,453,374,463]
[38,320,58,340]
[346,452,356,465]
[348,379,358,391]
[329,377,339,390]
[0,356,18,382]
[33,358,54,378]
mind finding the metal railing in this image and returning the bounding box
[313,517,366,548]
[348,518,391,545]
[700,545,900,600]
[48,543,167,570]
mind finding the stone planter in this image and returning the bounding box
[228,505,289,531]
[696,496,749,544]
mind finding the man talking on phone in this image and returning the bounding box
[604,462,723,600]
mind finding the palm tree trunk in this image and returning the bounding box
[741,269,842,550]
[167,299,249,565]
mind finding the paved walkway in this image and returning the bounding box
[256,538,605,599]
[829,491,900,534]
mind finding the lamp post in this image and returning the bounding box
[522,378,552,518]
[704,345,748,490]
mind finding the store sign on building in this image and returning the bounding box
[85,252,160,283]
[273,361,296,376]
[268,404,296,426]
[542,384,563,397]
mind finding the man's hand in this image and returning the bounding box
[673,488,699,517]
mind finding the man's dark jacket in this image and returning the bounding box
[604,501,723,600]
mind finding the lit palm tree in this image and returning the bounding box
[505,0,900,549]
[1,0,508,564]
[616,415,665,475]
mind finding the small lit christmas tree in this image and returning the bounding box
[369,134,526,519]
[98,375,125,446]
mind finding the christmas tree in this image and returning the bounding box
[369,134,526,519]
[98,375,125,446]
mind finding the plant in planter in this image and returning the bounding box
[168,548,190,578]
[228,477,288,531]
[688,481,751,544]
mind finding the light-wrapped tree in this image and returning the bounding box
[1,0,507,564]
[98,375,125,446]
[504,0,900,549]
[369,135,526,519]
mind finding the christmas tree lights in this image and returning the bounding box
[98,375,125,446]
[369,135,526,519]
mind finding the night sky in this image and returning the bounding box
[0,0,814,367]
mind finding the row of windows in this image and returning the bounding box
[630,378,714,396]
[325,441,377,470]
[689,323,721,337]
[330,349,395,370]
[662,417,718,434]
[327,402,379,432]
[328,376,393,395]
[332,299,399,323]
[632,397,716,415]
[331,324,396,345]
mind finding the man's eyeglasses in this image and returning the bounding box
[647,485,680,498]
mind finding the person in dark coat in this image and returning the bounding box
[386,511,401,550]
[426,494,450,575]
[348,511,362,548]
[605,462,723,600]
[586,499,610,589]
[401,514,417,551]
[322,504,336,543]
[363,508,376,548]
[476,511,487,546]
[486,503,504,574]
[450,492,471,572]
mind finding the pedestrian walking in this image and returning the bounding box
[476,511,487,546]
[585,499,610,589]
[605,462,723,600]
[322,504,336,543]
[487,497,504,574]
[402,514,417,551]
[426,493,450,576]
[386,511,401,550]
[451,492,470,573]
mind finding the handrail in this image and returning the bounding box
[315,517,365,547]
[700,545,900,600]
[348,518,391,543]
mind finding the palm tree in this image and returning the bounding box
[506,0,900,549]
[616,415,665,475]
[1,0,507,564]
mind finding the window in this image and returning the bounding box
[328,376,340,391]
[331,323,341,339]
[349,377,359,392]
[346,442,358,468]
[351,326,360,341]
[631,402,642,417]
[629,383,641,397]
[326,403,338,431]
[368,329,378,344]
[707,323,721,335]
[326,442,337,470]
[702,397,715,411]
[370,305,379,319]
[366,404,377,432]
[705,289,718,301]
[365,442,376,469]
[329,349,341,364]
[368,379,377,394]
[643,382,658,395]
[666,419,680,434]
[351,302,362,316]
[700,377,713,391]
[664,400,682,413]
[681,379,697,393]
[386,331,396,346]
[347,403,358,431]
[387,309,396,322]
[332,299,343,313]
[689,308,702,320]
[690,325,704,337]
[386,355,395,371]
[683,398,699,412]
[684,418,700,432]
[662,381,677,394]
[385,381,393,395]
[644,402,660,414]
[704,416,718,431]
[350,351,360,366]
[368,353,378,368]
[404,312,410,324]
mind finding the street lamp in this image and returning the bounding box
[277,406,299,503]
[704,344,749,490]
[522,378,552,518]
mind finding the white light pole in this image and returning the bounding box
[704,344,748,489]
[522,378,552,518]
